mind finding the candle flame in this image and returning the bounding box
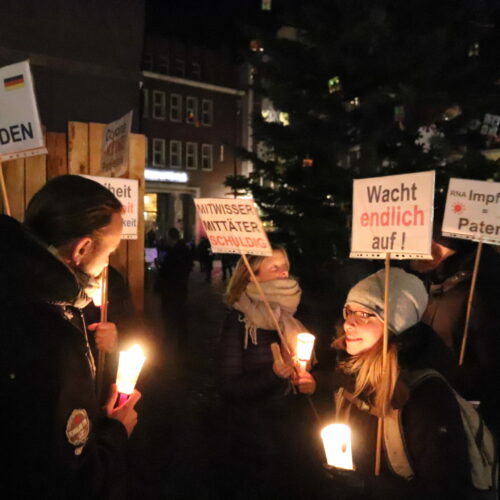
[116,344,146,395]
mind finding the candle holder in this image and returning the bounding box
[296,332,315,371]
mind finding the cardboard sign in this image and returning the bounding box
[351,171,435,259]
[442,178,499,245]
[0,60,47,161]
[82,175,138,240]
[194,198,272,256]
[101,111,133,177]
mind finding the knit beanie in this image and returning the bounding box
[345,268,428,335]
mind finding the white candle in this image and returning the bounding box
[116,344,146,395]
[296,333,315,361]
[321,423,354,470]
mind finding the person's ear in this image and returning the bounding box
[71,237,93,266]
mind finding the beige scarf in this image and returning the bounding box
[233,278,306,359]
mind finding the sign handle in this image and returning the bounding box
[96,266,109,403]
[459,242,483,366]
[0,162,12,216]
[375,252,391,476]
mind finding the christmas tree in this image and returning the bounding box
[226,0,500,270]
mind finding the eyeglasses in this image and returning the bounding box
[342,306,377,325]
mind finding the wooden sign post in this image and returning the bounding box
[441,177,499,366]
[351,171,435,475]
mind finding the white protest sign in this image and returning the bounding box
[0,60,47,161]
[194,198,272,256]
[351,170,435,259]
[442,178,499,245]
[82,175,139,240]
[101,111,133,177]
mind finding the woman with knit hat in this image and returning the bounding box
[216,246,318,498]
[331,267,482,499]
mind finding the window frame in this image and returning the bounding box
[201,143,213,171]
[152,90,166,120]
[170,93,182,122]
[152,138,166,167]
[169,140,182,168]
[186,142,198,170]
[185,96,198,125]
[201,99,213,126]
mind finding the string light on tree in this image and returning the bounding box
[328,76,341,94]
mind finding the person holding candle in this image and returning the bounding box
[217,246,318,497]
[330,267,494,499]
[1,175,141,499]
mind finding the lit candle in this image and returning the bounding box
[321,423,354,470]
[296,333,315,370]
[116,344,146,395]
[90,281,102,307]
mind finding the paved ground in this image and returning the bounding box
[125,260,352,500]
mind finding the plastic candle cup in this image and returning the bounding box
[296,333,315,370]
[321,423,354,470]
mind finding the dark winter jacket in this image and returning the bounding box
[333,323,473,500]
[217,308,289,403]
[417,246,500,436]
[0,215,128,499]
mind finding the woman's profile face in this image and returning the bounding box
[254,250,289,283]
[343,303,384,356]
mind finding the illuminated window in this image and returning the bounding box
[186,96,198,124]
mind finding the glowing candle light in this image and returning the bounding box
[296,333,315,370]
[321,423,354,470]
[90,281,103,307]
[116,344,146,395]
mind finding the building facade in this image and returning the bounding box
[140,36,248,244]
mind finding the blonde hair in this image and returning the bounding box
[335,336,400,419]
[224,246,289,305]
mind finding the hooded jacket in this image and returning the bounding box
[0,215,128,499]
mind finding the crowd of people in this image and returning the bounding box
[1,174,498,499]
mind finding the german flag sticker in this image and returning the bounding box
[4,74,25,91]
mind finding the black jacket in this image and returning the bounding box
[333,323,473,500]
[0,215,128,499]
[417,246,500,436]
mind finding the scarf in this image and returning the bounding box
[46,245,100,309]
[233,278,306,360]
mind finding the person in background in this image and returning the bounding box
[0,175,141,499]
[409,214,500,438]
[217,246,318,498]
[197,236,214,283]
[156,227,192,351]
[332,268,487,499]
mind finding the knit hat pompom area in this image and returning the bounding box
[345,267,428,335]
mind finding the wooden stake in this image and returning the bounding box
[96,266,109,402]
[375,252,391,476]
[0,162,12,216]
[459,242,483,366]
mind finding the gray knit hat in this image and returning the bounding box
[345,268,428,335]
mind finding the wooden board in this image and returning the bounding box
[25,154,47,208]
[3,158,25,221]
[68,122,89,175]
[89,123,105,175]
[46,132,68,179]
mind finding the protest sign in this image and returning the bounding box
[350,171,435,259]
[82,175,138,240]
[0,60,47,161]
[194,198,272,256]
[442,178,499,245]
[101,111,133,177]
